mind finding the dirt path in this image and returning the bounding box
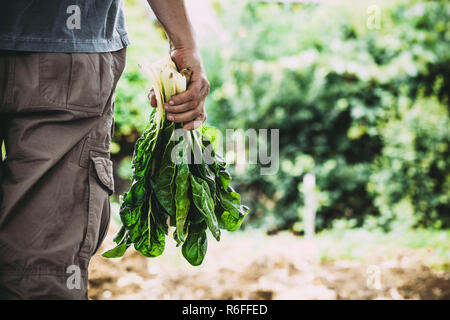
[88,223,450,300]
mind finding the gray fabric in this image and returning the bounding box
[0,0,130,53]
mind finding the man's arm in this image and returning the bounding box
[147,0,210,130]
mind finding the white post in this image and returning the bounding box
[302,173,318,239]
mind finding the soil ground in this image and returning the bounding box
[88,223,450,300]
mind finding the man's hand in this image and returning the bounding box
[146,0,210,130]
[149,47,210,130]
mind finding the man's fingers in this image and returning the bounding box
[149,71,209,128]
[168,84,200,105]
[148,88,157,108]
[166,107,201,123]
[181,103,207,130]
[168,78,210,106]
[163,100,197,113]
[182,112,207,130]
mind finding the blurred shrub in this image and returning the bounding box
[369,95,450,230]
[113,0,450,231]
[202,0,450,231]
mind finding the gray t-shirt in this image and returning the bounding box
[0,0,130,53]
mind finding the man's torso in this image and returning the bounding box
[0,0,130,53]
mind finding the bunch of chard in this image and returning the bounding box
[102,57,249,265]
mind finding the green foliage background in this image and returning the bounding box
[112,0,450,233]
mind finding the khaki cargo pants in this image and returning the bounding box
[0,48,126,299]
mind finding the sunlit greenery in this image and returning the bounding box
[113,0,450,234]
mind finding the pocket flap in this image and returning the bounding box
[91,156,114,195]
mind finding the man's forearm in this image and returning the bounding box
[146,0,209,131]
[147,0,197,50]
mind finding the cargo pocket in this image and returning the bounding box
[79,151,114,260]
[39,53,113,114]
[38,53,71,108]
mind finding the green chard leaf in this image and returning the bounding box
[190,175,220,241]
[134,192,166,257]
[103,56,249,266]
[200,125,221,153]
[182,222,207,266]
[153,126,177,218]
[175,163,191,243]
[102,243,131,258]
[217,186,249,231]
